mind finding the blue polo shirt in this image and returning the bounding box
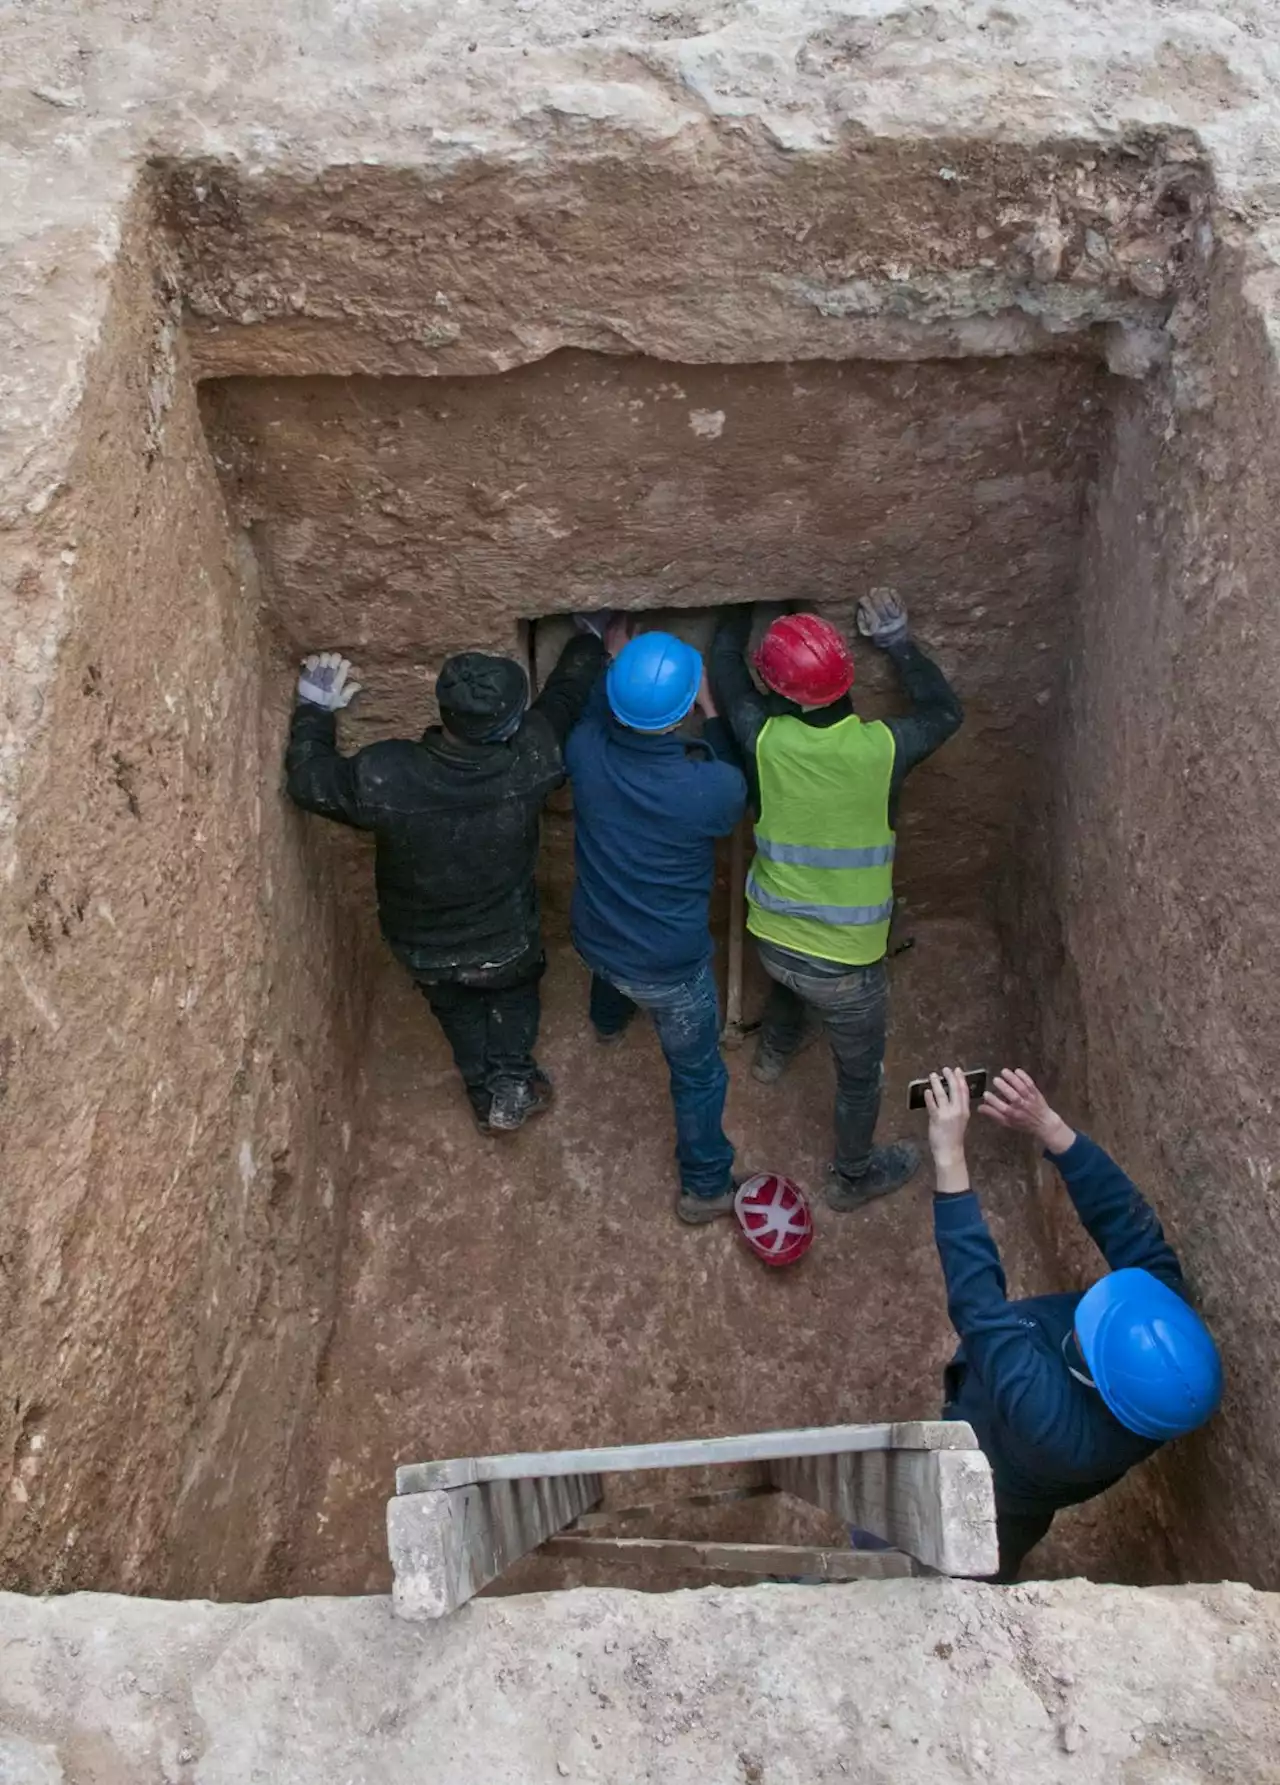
[565,680,747,986]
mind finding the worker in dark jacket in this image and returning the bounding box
[566,631,748,1224]
[924,1065,1223,1582]
[285,631,615,1132]
[711,593,962,1212]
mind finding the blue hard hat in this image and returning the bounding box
[1075,1267,1223,1442]
[606,632,702,732]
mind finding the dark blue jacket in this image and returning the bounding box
[936,1134,1188,1516]
[565,679,748,985]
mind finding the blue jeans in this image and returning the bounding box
[756,938,888,1182]
[589,960,735,1198]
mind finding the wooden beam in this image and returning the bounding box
[769,1448,997,1577]
[395,1421,977,1494]
[388,1473,603,1619]
[542,1534,918,1579]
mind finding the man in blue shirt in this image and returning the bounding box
[566,630,749,1224]
[923,1065,1222,1582]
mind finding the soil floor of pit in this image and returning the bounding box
[284,914,1178,1596]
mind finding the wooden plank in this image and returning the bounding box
[388,1473,603,1619]
[395,1421,976,1494]
[769,1448,997,1577]
[721,819,748,1046]
[542,1534,918,1579]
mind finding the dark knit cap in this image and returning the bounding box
[436,652,528,742]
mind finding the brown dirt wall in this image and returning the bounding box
[201,348,1105,919]
[1014,241,1280,1587]
[0,209,372,1599]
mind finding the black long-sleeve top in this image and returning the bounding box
[285,635,604,976]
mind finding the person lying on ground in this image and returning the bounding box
[710,592,962,1213]
[566,628,748,1225]
[285,622,625,1134]
[924,1065,1222,1583]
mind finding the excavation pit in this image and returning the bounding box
[3,130,1279,1609]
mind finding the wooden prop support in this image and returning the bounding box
[721,817,749,1047]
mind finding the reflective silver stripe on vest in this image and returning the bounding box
[747,868,895,928]
[753,836,896,871]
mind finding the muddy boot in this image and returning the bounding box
[752,1014,824,1085]
[824,1143,920,1212]
[593,1013,635,1047]
[487,1070,555,1133]
[676,1180,739,1225]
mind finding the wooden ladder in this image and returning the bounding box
[387,1421,998,1618]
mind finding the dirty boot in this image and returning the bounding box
[752,1014,824,1085]
[676,1180,740,1225]
[824,1143,920,1212]
[487,1070,555,1133]
[593,1012,635,1047]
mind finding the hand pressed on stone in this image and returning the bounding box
[856,588,909,649]
[695,665,718,720]
[298,651,362,711]
[604,613,634,659]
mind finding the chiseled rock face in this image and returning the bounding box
[3,1580,1280,1783]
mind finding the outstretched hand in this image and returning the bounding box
[856,588,909,649]
[695,666,718,719]
[604,613,635,659]
[979,1069,1076,1155]
[297,652,362,711]
[925,1067,971,1196]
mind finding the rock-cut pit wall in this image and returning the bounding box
[1017,243,1280,1587]
[4,4,1280,1601]
[0,196,373,1599]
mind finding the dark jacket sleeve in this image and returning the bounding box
[701,715,748,775]
[882,639,964,800]
[934,1191,1081,1451]
[285,703,374,829]
[709,607,770,767]
[690,749,749,840]
[1051,1134,1187,1294]
[532,634,607,748]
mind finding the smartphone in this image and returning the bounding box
[908,1069,988,1111]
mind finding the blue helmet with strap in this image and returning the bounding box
[1075,1267,1222,1441]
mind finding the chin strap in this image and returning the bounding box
[1062,1329,1097,1390]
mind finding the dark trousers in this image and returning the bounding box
[412,944,546,1120]
[993,1508,1054,1583]
[944,1367,1055,1583]
[755,938,888,1182]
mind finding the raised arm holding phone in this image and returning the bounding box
[923,1066,1222,1582]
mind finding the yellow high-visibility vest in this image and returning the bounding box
[746,713,896,965]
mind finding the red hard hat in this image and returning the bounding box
[753,614,855,706]
[734,1173,815,1267]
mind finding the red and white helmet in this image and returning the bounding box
[734,1173,814,1267]
[753,614,855,706]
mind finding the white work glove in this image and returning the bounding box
[297,652,362,710]
[856,589,909,650]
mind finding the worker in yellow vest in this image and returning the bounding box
[710,594,962,1210]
